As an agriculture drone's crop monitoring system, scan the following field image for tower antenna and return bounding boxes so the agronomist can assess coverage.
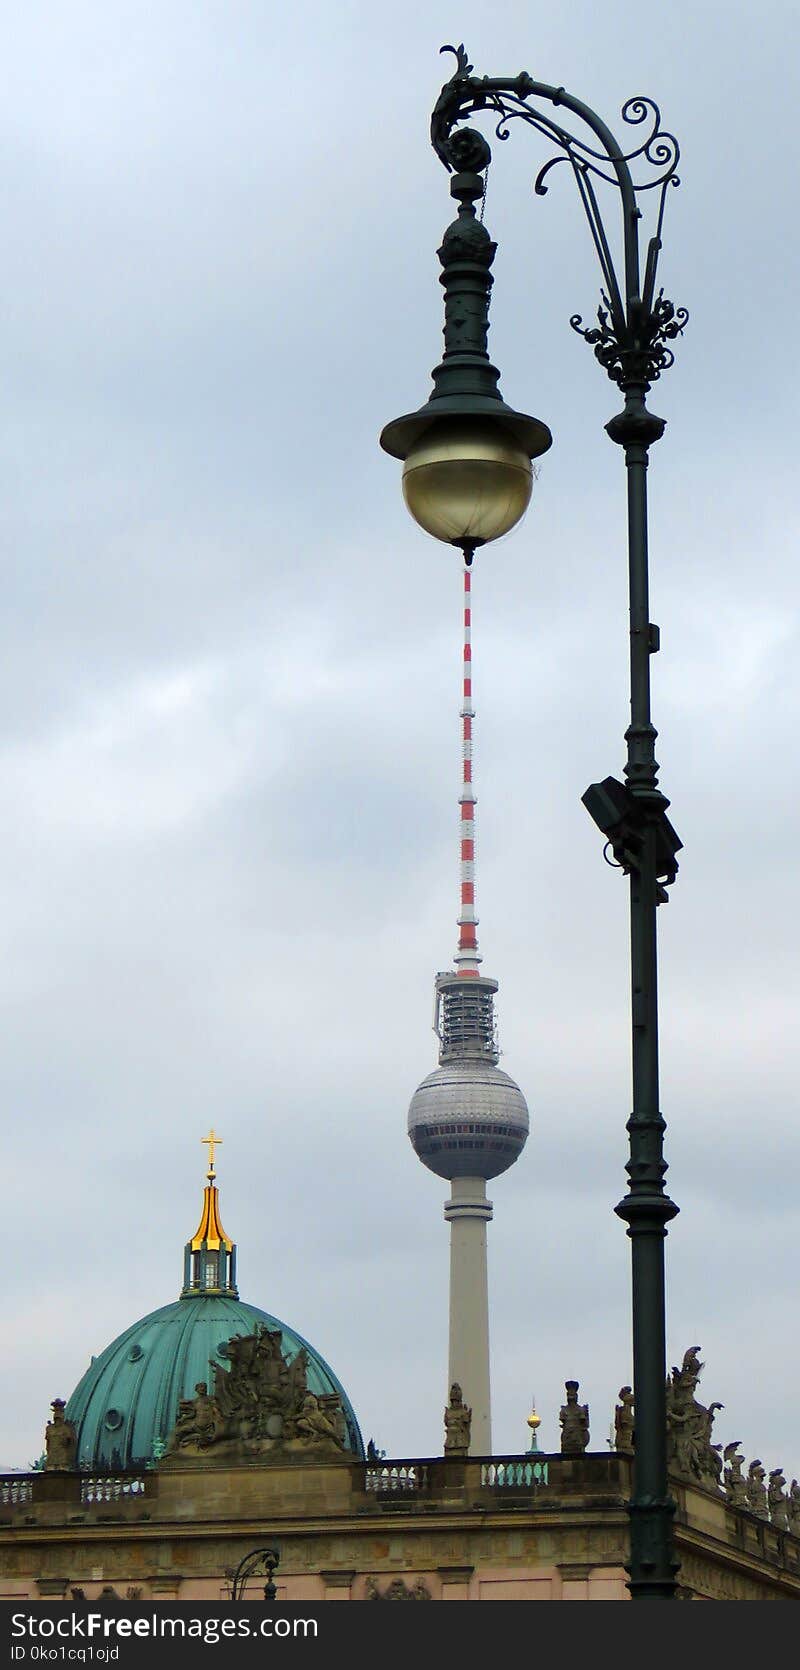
[455,558,481,976]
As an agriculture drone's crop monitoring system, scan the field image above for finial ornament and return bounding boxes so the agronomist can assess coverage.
[201,1128,222,1177]
[527,1393,541,1453]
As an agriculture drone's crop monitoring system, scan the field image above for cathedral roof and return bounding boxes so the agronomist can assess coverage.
[65,1139,364,1468]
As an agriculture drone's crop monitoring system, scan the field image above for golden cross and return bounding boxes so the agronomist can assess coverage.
[202,1128,222,1176]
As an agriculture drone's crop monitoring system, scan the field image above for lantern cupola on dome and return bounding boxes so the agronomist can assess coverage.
[181,1128,237,1297]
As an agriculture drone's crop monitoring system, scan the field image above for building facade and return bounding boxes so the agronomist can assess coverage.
[2,1450,799,1602]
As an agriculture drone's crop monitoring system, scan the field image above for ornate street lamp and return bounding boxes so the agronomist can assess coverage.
[230,1546,280,1602]
[380,44,688,1600]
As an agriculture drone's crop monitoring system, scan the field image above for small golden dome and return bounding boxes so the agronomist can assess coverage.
[527,1408,541,1431]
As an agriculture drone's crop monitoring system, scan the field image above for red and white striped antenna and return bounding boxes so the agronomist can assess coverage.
[454,558,481,976]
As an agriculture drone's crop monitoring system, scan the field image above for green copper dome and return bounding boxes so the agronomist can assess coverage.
[66,1294,364,1468]
[65,1148,364,1467]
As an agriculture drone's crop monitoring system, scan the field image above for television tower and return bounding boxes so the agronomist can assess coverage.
[408,560,529,1456]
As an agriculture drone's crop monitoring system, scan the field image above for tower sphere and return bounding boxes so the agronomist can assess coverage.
[408,1058,529,1181]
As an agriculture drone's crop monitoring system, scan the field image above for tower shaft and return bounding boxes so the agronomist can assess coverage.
[408,560,530,1463]
[445,1177,493,1454]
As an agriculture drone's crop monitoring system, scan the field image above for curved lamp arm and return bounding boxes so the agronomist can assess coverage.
[430,44,687,389]
[230,1546,280,1603]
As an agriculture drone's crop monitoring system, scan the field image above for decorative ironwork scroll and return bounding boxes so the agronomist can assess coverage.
[430,44,687,390]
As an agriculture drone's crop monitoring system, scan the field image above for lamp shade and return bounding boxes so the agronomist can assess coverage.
[401,418,533,546]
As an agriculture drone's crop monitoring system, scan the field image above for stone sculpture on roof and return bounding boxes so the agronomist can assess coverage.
[659,1350,798,1533]
[723,1442,748,1508]
[44,1400,77,1472]
[614,1386,635,1455]
[665,1346,723,1489]
[768,1469,789,1531]
[559,1381,590,1455]
[165,1322,346,1460]
[443,1383,471,1456]
[745,1459,769,1519]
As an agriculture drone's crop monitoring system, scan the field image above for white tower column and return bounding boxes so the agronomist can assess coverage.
[444,1176,493,1455]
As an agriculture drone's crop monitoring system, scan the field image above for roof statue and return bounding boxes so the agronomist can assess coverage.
[768,1469,790,1531]
[601,1351,800,1531]
[43,1400,77,1472]
[614,1386,635,1456]
[665,1346,723,1489]
[443,1383,471,1456]
[723,1442,748,1508]
[745,1460,769,1519]
[559,1381,590,1455]
[165,1322,347,1460]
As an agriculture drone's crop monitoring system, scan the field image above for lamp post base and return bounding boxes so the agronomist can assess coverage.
[626,1499,681,1599]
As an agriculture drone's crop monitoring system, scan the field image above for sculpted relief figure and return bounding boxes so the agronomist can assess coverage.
[295,1393,342,1448]
[788,1480,800,1537]
[614,1386,634,1455]
[44,1399,77,1471]
[560,1381,590,1455]
[172,1382,224,1451]
[214,1326,292,1442]
[443,1383,471,1456]
[166,1324,346,1459]
[366,1577,431,1601]
[214,1326,290,1437]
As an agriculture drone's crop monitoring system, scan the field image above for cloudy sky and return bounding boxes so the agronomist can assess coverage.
[3,0,799,1482]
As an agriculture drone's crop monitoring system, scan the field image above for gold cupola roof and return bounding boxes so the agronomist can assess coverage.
[190,1129,233,1252]
[181,1130,238,1298]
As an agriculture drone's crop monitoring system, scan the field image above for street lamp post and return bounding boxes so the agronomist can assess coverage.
[380,44,687,1600]
[230,1546,280,1602]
